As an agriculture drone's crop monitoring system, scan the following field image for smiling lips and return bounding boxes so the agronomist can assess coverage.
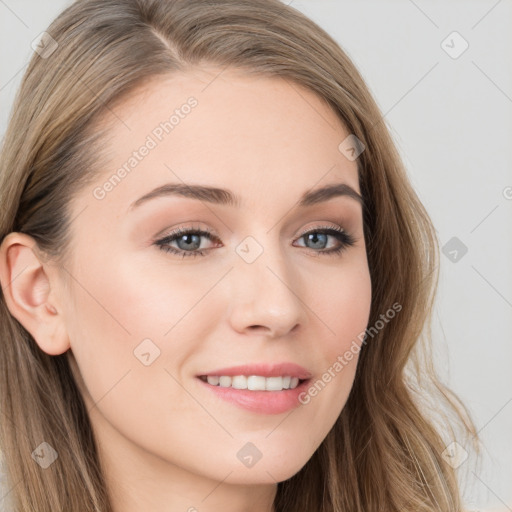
[199,374,302,391]
[197,362,311,390]
[196,362,313,414]
[197,362,312,380]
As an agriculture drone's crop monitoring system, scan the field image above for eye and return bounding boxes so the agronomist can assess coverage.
[154,224,356,258]
[154,226,220,258]
[293,225,356,256]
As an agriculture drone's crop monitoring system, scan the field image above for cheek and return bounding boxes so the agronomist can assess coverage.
[63,249,226,404]
[63,250,209,454]
[299,262,371,417]
[310,260,372,354]
[96,251,226,337]
[68,248,207,344]
[62,251,169,406]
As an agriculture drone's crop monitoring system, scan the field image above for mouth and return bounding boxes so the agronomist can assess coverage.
[197,374,310,391]
[195,374,312,414]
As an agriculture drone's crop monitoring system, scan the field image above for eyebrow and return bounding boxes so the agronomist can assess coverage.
[128,181,364,211]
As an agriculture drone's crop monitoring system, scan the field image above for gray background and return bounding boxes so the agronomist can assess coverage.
[1,1,511,510]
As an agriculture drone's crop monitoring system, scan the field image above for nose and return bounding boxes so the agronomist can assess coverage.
[227,242,307,338]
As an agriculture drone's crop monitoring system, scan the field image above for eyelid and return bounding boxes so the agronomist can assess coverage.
[154,225,220,246]
[155,221,348,243]
[296,223,346,237]
[153,221,357,259]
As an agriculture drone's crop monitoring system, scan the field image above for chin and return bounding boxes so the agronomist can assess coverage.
[218,458,309,485]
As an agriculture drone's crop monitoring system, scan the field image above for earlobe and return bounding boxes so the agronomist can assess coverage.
[0,232,70,356]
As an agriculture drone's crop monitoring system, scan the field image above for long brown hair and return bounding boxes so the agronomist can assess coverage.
[0,0,480,510]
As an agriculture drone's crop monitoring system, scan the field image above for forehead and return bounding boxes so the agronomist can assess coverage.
[75,68,360,218]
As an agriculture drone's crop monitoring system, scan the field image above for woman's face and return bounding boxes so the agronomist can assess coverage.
[57,68,371,504]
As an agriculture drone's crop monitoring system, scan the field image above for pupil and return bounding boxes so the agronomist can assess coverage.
[175,233,329,252]
[178,234,200,250]
[307,233,327,249]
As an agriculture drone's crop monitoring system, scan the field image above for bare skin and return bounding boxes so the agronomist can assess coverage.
[0,67,371,512]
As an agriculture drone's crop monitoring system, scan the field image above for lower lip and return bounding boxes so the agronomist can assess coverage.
[196,377,311,414]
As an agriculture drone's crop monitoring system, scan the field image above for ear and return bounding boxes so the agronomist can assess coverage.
[0,232,70,355]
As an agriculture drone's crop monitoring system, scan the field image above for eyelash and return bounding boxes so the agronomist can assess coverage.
[154,224,356,259]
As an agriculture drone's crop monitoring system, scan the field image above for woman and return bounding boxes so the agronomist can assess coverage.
[0,0,480,510]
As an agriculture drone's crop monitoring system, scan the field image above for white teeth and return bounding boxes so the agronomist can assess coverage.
[265,376,284,391]
[206,375,220,386]
[202,375,302,391]
[232,375,247,389]
[219,376,231,388]
[248,375,266,390]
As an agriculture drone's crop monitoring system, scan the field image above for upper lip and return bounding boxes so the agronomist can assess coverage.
[197,363,312,380]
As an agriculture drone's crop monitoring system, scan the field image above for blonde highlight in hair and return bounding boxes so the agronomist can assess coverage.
[0,0,480,510]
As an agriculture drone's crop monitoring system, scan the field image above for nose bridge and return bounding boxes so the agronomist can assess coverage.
[227,230,305,336]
